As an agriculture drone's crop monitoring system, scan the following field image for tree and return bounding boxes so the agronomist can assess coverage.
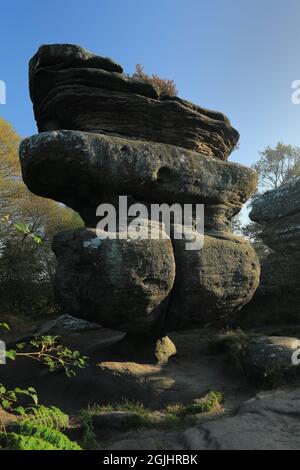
[131,64,177,96]
[253,142,300,191]
[242,142,300,259]
[0,118,83,314]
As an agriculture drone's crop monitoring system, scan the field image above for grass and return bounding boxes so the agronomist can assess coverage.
[208,327,250,370]
[87,400,150,417]
[82,392,224,435]
[209,327,248,353]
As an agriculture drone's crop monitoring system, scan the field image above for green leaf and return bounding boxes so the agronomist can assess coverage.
[1,399,11,410]
[0,323,10,332]
[6,350,17,360]
[14,406,26,415]
[31,394,38,406]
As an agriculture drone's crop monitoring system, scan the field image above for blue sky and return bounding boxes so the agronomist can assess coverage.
[0,0,300,168]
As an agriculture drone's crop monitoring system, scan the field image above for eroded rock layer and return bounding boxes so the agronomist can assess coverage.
[19,44,260,345]
[29,44,239,160]
[241,178,300,326]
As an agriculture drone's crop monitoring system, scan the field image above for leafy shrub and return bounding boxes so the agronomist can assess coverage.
[130,64,177,96]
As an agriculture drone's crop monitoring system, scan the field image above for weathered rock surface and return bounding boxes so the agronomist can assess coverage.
[29,44,239,160]
[167,232,259,330]
[250,178,300,252]
[182,389,300,450]
[52,226,259,333]
[241,336,300,379]
[18,44,260,359]
[243,178,300,326]
[250,178,300,224]
[19,130,257,228]
[37,314,101,335]
[52,227,176,333]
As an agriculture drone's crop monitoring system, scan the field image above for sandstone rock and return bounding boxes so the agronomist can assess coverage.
[154,336,177,364]
[244,178,300,327]
[37,314,101,335]
[250,178,300,224]
[19,130,257,227]
[241,336,300,379]
[52,227,176,333]
[182,389,300,450]
[166,232,260,330]
[52,226,259,334]
[18,44,260,362]
[29,44,239,159]
[257,211,300,252]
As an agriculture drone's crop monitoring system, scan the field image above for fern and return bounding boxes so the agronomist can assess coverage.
[1,425,81,450]
[18,424,81,450]
[19,405,69,430]
[1,432,59,450]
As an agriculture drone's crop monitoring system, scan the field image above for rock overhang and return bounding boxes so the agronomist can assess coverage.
[29,43,239,160]
[19,130,257,224]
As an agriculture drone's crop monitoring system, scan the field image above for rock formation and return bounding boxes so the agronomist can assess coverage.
[19,44,260,363]
[244,178,300,325]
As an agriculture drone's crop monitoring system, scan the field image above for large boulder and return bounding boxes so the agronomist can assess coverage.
[166,232,259,330]
[52,227,176,333]
[29,44,239,160]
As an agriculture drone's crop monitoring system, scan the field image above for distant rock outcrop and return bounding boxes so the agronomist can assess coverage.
[245,178,300,325]
[19,44,260,362]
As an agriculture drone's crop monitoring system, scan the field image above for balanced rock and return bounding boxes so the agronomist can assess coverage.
[19,44,260,362]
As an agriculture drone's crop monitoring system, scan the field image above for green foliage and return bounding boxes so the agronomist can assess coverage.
[240,142,300,258]
[1,432,59,450]
[0,119,83,316]
[164,403,185,417]
[80,410,98,450]
[6,334,89,377]
[19,405,69,430]
[185,391,224,414]
[1,424,81,450]
[13,221,43,244]
[253,142,300,191]
[0,384,38,413]
[0,400,81,450]
[0,322,10,332]
[165,391,223,418]
[83,394,224,437]
[88,400,150,417]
